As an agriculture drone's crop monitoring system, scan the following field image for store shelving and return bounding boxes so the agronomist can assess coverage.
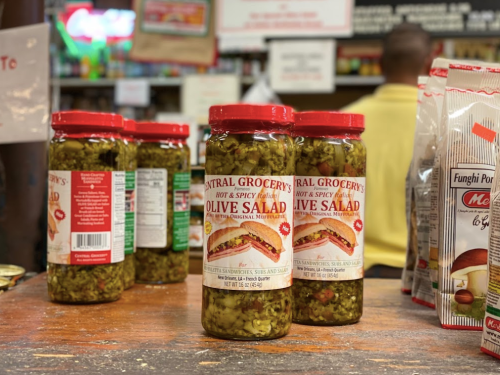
[51,75,383,88]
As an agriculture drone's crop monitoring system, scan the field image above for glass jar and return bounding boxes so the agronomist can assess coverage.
[190,169,205,212]
[135,122,191,284]
[202,104,295,340]
[292,111,366,325]
[47,111,125,303]
[122,119,137,290]
[189,211,204,252]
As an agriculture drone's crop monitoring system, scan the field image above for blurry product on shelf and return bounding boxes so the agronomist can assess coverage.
[336,44,382,76]
[198,125,210,166]
[80,55,91,79]
[190,169,204,212]
[189,211,203,252]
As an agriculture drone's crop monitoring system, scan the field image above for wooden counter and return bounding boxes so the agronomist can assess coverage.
[0,275,498,374]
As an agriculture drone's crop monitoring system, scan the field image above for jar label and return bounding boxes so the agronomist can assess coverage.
[203,175,294,291]
[189,224,203,248]
[47,170,125,265]
[293,176,365,281]
[190,183,205,206]
[173,172,190,251]
[125,170,136,255]
[136,168,167,248]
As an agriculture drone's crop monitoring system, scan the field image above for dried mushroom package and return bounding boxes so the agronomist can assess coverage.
[482,135,500,358]
[402,76,428,294]
[410,59,452,308]
[437,65,500,330]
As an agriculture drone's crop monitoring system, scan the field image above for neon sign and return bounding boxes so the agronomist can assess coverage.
[59,5,136,43]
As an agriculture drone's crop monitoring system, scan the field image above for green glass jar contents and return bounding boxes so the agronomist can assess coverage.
[47,111,125,304]
[292,111,366,325]
[135,122,191,284]
[122,119,137,290]
[202,104,295,340]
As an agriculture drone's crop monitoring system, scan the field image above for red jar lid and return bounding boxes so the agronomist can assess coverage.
[122,119,136,137]
[209,104,294,124]
[136,122,190,139]
[52,111,123,131]
[293,111,364,135]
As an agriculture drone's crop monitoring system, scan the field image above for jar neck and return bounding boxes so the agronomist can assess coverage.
[53,130,121,140]
[293,127,363,140]
[211,119,292,135]
[137,137,187,144]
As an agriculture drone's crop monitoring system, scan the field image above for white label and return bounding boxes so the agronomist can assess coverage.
[203,175,294,291]
[0,24,49,144]
[115,79,151,107]
[452,165,493,260]
[482,193,500,356]
[293,176,365,281]
[198,142,206,164]
[269,39,335,94]
[181,74,240,125]
[47,170,125,265]
[136,168,168,248]
[216,0,354,38]
[189,225,203,248]
[190,184,205,206]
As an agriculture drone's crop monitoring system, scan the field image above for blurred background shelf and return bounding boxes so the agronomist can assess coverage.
[51,75,384,88]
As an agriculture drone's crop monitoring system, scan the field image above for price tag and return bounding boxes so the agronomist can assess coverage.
[115,79,150,107]
[269,39,335,93]
[0,24,49,144]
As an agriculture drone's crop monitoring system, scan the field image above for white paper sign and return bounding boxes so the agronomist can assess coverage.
[270,39,335,93]
[115,79,150,107]
[217,0,353,38]
[181,74,240,124]
[156,112,198,166]
[0,24,49,144]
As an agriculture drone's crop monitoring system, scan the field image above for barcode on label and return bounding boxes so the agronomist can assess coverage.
[72,232,111,251]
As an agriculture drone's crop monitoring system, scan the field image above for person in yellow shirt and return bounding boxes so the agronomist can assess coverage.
[343,23,433,277]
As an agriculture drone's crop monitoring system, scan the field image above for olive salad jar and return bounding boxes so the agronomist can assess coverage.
[292,111,366,325]
[47,111,126,303]
[134,122,191,284]
[202,104,295,340]
[122,119,137,289]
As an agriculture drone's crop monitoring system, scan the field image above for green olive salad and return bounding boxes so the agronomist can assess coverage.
[135,141,190,284]
[293,136,365,325]
[48,135,125,303]
[202,131,295,340]
[123,136,138,290]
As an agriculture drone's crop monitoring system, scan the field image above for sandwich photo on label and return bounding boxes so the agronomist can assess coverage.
[293,223,329,252]
[319,218,357,256]
[207,227,251,262]
[240,221,283,263]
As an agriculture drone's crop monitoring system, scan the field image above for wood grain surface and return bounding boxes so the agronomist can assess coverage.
[0,274,499,374]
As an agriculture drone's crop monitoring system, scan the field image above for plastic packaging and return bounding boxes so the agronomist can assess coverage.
[134,122,191,284]
[292,111,365,326]
[436,64,500,329]
[402,76,428,294]
[202,104,295,340]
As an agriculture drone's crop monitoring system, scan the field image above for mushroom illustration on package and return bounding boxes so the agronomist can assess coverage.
[450,249,488,320]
